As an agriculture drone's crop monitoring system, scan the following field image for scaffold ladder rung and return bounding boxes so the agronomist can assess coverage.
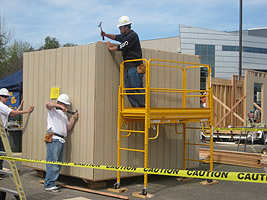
[0,120,27,200]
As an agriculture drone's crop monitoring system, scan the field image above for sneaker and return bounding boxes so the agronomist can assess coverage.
[45,186,61,192]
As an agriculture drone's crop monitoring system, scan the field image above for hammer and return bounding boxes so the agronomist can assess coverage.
[56,107,78,115]
[98,22,105,40]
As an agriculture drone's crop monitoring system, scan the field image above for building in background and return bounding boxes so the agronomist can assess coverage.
[141,24,267,89]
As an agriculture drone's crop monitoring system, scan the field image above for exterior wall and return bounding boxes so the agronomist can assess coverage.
[141,37,181,53]
[23,43,201,181]
[23,44,97,179]
[179,24,267,80]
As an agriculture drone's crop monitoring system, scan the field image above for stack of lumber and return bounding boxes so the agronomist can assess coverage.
[260,154,267,167]
[199,148,262,168]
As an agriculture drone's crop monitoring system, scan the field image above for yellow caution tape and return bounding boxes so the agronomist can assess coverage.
[1,156,267,184]
[214,127,267,131]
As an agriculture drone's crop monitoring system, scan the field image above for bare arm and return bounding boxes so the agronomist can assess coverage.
[9,105,34,117]
[45,102,67,112]
[106,41,118,51]
[67,112,79,132]
[101,31,116,40]
[16,100,24,110]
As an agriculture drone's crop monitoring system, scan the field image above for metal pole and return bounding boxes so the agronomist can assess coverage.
[239,0,243,78]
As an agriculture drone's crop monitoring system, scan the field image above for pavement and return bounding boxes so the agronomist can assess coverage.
[1,142,267,200]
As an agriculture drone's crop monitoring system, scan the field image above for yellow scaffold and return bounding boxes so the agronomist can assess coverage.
[114,58,214,195]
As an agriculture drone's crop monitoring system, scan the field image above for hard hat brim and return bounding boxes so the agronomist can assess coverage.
[117,22,132,27]
[0,93,9,96]
[57,100,71,106]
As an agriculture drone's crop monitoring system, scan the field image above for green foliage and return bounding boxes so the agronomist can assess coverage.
[63,43,77,47]
[0,40,33,78]
[39,36,60,50]
[0,15,14,78]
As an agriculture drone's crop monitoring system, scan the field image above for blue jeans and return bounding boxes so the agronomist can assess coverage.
[124,67,145,107]
[44,139,64,188]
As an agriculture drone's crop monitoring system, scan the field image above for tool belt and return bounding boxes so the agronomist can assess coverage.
[53,133,64,138]
[44,132,64,143]
[137,63,146,74]
[44,132,54,143]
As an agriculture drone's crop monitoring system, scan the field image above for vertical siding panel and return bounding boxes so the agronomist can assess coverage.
[87,44,96,179]
[42,50,50,172]
[176,53,184,168]
[22,53,29,162]
[32,51,39,168]
[61,48,69,92]
[66,46,77,175]
[26,51,34,167]
[182,54,190,168]
[153,51,162,169]
[94,43,105,179]
[170,53,178,168]
[38,51,45,170]
[192,56,200,166]
[72,46,82,176]
[143,49,156,168]
[79,44,90,178]
[55,48,63,87]
[32,51,39,166]
[104,44,114,179]
[67,47,75,97]
[50,49,57,85]
[162,52,175,168]
[111,46,120,177]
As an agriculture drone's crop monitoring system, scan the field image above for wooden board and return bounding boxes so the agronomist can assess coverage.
[199,148,262,168]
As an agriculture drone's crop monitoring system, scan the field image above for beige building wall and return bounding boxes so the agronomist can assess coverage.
[22,42,200,181]
[141,37,181,53]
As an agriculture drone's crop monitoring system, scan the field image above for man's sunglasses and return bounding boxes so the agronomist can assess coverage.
[0,96,9,98]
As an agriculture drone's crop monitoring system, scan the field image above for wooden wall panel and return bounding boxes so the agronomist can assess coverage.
[246,71,267,125]
[213,76,246,128]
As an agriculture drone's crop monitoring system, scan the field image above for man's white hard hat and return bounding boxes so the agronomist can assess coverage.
[0,88,10,96]
[117,16,132,27]
[57,94,71,105]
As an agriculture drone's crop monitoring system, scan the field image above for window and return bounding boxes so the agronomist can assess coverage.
[195,44,215,89]
[222,45,267,54]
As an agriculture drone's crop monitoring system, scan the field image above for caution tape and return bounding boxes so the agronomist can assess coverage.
[214,127,267,131]
[1,156,267,184]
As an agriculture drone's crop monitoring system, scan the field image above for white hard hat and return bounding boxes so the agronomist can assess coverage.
[57,94,71,105]
[117,16,132,27]
[0,88,10,96]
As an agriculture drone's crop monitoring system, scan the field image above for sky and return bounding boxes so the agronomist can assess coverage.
[1,0,267,48]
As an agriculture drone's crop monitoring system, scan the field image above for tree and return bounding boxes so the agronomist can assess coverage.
[0,15,13,63]
[63,43,77,47]
[0,40,33,78]
[39,36,60,50]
